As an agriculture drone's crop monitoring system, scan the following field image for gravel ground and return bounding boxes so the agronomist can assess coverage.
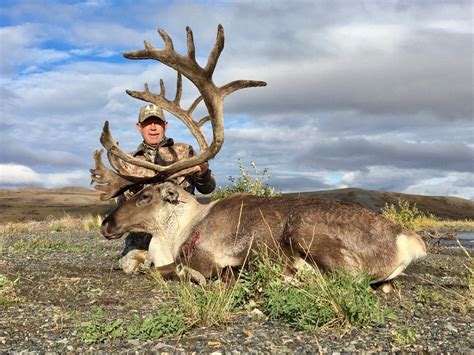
[1,230,472,353]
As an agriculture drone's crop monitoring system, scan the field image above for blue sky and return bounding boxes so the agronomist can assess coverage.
[0,0,473,199]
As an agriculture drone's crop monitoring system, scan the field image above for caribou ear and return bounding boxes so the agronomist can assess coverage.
[160,184,180,204]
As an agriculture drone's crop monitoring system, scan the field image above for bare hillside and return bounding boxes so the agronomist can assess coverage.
[286,188,474,220]
[1,187,472,223]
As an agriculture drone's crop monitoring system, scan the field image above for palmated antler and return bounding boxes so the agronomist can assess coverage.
[91,25,266,199]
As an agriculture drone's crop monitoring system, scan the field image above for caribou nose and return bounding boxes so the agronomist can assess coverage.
[100,221,122,239]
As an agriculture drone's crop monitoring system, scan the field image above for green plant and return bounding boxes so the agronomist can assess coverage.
[150,249,391,333]
[212,160,278,200]
[392,326,417,346]
[127,306,186,340]
[79,308,124,343]
[382,199,436,230]
[0,274,24,307]
[79,306,185,343]
[247,258,388,330]
[177,279,244,327]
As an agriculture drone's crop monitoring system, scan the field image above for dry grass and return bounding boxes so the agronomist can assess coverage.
[382,199,474,232]
[0,214,104,235]
[415,218,474,232]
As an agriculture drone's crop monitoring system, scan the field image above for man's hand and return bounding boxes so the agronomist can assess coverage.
[195,162,209,177]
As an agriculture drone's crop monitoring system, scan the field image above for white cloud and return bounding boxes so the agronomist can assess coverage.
[0,164,42,186]
[0,164,90,188]
[0,24,70,77]
[403,173,474,200]
[326,23,408,53]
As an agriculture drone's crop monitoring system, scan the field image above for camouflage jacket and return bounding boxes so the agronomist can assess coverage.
[120,137,216,201]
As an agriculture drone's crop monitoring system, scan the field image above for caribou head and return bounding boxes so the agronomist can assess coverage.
[100,182,203,240]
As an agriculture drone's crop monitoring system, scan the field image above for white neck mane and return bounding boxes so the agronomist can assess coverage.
[147,197,214,267]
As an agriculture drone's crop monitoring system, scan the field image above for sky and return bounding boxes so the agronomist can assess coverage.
[0,0,473,199]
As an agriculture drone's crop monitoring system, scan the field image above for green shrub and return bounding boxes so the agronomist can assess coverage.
[382,199,437,230]
[240,258,387,330]
[212,160,278,200]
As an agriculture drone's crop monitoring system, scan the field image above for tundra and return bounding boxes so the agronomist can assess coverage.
[91,25,426,283]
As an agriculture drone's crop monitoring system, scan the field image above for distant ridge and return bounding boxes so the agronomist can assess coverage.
[286,188,474,220]
[0,186,472,222]
[6,186,99,195]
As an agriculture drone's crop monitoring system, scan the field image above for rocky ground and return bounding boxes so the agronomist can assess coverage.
[1,229,472,353]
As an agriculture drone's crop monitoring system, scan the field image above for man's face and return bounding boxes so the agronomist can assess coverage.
[136,117,167,147]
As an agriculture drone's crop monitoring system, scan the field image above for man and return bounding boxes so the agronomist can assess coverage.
[120,103,216,258]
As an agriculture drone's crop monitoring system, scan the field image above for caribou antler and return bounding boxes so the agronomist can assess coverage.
[91,25,266,199]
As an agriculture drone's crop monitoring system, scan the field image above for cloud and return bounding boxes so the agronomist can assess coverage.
[0,24,70,77]
[0,164,90,188]
[0,138,83,169]
[0,1,472,200]
[343,167,474,200]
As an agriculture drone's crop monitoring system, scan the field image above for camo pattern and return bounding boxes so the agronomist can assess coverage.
[120,137,216,201]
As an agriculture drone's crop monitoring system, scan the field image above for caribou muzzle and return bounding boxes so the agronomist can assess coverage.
[100,220,124,240]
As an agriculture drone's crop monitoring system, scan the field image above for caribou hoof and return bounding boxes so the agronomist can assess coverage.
[177,265,207,286]
[119,249,149,274]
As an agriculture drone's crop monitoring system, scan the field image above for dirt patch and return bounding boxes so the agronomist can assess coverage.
[0,229,472,352]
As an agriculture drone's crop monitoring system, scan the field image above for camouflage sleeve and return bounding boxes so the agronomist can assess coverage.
[193,168,216,194]
[187,145,216,194]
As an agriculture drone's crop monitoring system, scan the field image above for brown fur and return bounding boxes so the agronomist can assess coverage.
[102,183,426,282]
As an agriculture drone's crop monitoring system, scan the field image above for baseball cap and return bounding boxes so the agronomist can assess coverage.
[138,104,166,123]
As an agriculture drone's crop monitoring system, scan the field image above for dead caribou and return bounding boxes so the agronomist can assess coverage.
[91,25,426,283]
[101,182,426,284]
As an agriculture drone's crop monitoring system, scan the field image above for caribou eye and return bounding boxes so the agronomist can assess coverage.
[137,192,153,205]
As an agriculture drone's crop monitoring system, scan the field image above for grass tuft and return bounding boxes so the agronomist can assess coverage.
[238,257,390,330]
[0,274,25,307]
[150,253,391,333]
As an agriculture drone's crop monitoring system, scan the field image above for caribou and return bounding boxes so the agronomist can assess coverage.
[91,25,426,283]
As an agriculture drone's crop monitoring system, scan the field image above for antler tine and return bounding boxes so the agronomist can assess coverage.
[90,149,145,200]
[197,116,210,128]
[174,72,182,104]
[204,24,224,78]
[160,79,166,97]
[157,28,174,50]
[220,80,267,98]
[187,95,203,114]
[186,26,195,60]
[100,121,166,172]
